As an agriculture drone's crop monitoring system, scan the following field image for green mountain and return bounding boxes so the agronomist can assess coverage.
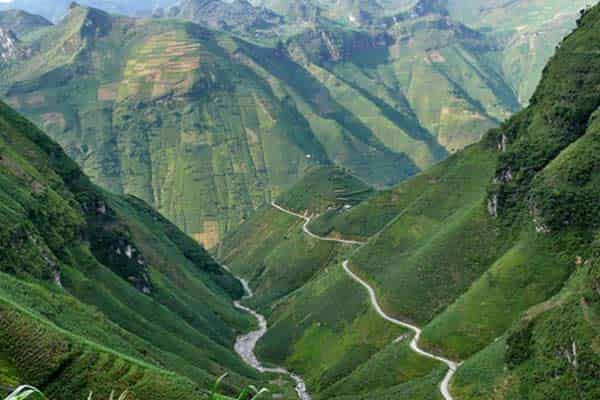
[0,3,436,247]
[0,10,51,37]
[0,1,599,399]
[221,4,600,398]
[445,0,591,104]
[0,98,271,398]
[166,0,283,37]
[0,0,590,249]
[0,0,177,22]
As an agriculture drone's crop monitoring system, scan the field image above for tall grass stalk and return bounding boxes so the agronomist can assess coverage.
[210,374,269,400]
[4,386,46,400]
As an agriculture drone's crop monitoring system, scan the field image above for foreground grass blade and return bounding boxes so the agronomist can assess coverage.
[210,373,229,400]
[4,386,46,400]
[248,388,269,400]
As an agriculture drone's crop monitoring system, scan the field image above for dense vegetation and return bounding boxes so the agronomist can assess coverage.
[0,99,285,398]
[0,0,587,247]
[1,1,599,399]
[222,4,600,399]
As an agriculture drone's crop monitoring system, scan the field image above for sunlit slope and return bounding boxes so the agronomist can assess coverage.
[219,167,440,396]
[285,7,519,155]
[0,5,439,245]
[222,5,600,398]
[0,6,329,247]
[0,99,264,397]
[447,0,591,104]
[219,166,372,306]
[346,5,600,398]
[0,0,588,247]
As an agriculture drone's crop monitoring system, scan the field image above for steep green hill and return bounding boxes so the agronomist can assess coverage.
[0,99,271,398]
[0,10,51,37]
[446,0,591,104]
[166,0,283,37]
[0,0,586,247]
[222,4,600,398]
[0,4,436,247]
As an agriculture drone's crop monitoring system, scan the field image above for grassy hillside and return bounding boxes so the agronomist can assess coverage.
[446,0,591,104]
[0,0,585,248]
[0,10,51,37]
[0,4,442,247]
[223,4,600,399]
[0,99,280,398]
[219,166,371,306]
[220,167,446,396]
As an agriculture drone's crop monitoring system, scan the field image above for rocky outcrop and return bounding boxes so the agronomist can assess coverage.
[0,28,24,61]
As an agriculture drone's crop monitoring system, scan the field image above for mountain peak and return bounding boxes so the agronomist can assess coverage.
[61,2,112,39]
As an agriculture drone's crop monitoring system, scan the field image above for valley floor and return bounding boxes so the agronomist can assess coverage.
[233,277,311,399]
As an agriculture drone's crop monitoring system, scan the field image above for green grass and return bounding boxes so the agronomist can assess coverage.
[0,374,270,400]
[421,228,574,359]
[0,353,19,391]
[219,6,600,398]
[276,166,374,213]
[2,2,600,400]
[220,166,372,308]
[0,98,266,397]
[450,337,508,399]
[0,0,580,246]
[347,144,500,325]
[308,144,496,240]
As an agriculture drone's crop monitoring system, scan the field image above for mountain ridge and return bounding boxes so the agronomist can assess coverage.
[0,1,593,250]
[0,97,276,398]
[221,5,600,398]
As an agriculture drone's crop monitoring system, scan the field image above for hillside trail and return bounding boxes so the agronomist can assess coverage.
[272,201,459,400]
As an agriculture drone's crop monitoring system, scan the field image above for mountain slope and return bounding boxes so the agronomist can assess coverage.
[0,10,51,37]
[167,0,283,36]
[0,1,589,249]
[223,5,600,398]
[0,4,442,246]
[446,0,591,104]
[0,99,265,398]
[0,5,331,248]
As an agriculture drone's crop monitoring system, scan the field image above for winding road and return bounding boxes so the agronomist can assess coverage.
[272,201,459,400]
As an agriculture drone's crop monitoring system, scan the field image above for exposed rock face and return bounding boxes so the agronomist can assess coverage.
[110,238,153,295]
[488,194,498,218]
[0,28,22,61]
[498,134,508,152]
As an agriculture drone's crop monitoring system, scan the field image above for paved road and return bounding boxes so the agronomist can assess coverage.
[271,202,366,245]
[272,202,458,400]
